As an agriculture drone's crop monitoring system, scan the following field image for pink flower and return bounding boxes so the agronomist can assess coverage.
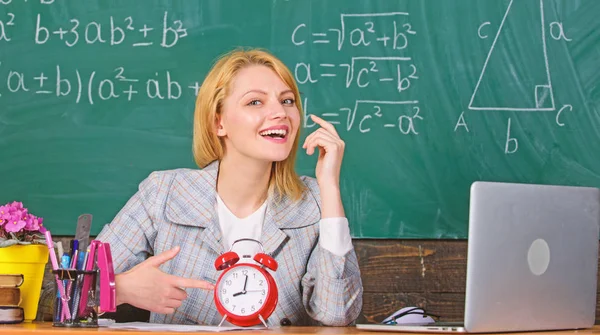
[7,203,27,217]
[0,205,8,227]
[10,201,23,210]
[0,205,10,222]
[0,201,45,238]
[23,214,44,231]
[4,217,26,233]
[24,214,39,231]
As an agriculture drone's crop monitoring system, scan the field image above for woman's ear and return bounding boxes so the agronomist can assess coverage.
[215,114,227,137]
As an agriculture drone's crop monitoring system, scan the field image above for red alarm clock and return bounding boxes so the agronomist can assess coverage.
[214,238,278,327]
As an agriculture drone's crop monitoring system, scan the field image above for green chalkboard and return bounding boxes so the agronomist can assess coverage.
[1,0,599,238]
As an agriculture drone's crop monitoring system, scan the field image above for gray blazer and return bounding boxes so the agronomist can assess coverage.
[97,161,363,326]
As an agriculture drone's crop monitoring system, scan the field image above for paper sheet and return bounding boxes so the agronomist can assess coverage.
[105,321,270,332]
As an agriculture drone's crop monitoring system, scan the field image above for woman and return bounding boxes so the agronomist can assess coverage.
[97,48,363,326]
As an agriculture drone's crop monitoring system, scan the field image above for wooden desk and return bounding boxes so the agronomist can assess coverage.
[1,323,599,335]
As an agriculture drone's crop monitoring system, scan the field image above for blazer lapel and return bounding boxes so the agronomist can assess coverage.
[165,161,224,255]
[262,204,289,256]
[199,218,224,255]
[261,188,321,256]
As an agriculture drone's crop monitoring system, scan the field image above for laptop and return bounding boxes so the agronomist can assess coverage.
[357,181,600,333]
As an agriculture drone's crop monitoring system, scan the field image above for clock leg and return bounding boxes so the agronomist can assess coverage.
[218,314,228,327]
[258,314,269,328]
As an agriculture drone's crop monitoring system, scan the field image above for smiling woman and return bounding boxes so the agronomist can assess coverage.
[52,48,364,326]
[212,64,302,186]
[192,50,306,207]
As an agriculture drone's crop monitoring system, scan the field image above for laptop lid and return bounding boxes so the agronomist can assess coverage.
[465,181,599,333]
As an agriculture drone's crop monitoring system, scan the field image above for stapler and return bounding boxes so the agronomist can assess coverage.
[78,240,116,317]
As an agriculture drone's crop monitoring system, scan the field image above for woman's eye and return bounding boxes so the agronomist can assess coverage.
[282,98,295,105]
[248,99,262,106]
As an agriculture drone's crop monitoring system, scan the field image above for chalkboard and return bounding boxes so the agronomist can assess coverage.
[1,0,599,238]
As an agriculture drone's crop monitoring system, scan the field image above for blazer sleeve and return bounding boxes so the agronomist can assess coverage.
[96,171,164,273]
[299,178,364,326]
[301,240,363,326]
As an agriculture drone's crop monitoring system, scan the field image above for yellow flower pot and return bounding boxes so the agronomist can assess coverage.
[0,244,49,322]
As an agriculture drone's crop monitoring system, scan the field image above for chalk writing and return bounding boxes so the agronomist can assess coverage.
[1,65,197,104]
[34,12,187,48]
[292,11,423,135]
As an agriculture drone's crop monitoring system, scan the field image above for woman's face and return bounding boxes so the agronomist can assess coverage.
[218,65,300,163]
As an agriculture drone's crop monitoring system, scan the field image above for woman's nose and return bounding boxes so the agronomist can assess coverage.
[267,101,287,119]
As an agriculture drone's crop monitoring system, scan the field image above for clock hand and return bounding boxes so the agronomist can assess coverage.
[232,275,250,297]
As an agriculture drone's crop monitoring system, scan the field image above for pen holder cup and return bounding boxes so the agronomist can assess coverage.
[52,269,99,327]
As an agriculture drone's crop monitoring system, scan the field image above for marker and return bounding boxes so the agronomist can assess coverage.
[44,230,71,320]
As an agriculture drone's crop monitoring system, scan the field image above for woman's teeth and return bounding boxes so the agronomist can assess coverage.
[259,129,287,138]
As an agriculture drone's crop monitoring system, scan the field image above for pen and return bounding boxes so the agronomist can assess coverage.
[66,249,79,316]
[77,251,86,270]
[70,250,79,269]
[61,255,70,270]
[59,254,71,321]
[72,240,79,257]
[56,241,64,260]
[44,230,72,321]
[71,251,88,315]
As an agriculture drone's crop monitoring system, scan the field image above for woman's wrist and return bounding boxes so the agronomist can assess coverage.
[115,273,128,306]
[319,184,345,218]
[318,181,340,195]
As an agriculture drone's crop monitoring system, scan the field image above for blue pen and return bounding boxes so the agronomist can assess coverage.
[77,251,86,270]
[61,255,70,270]
[71,240,79,257]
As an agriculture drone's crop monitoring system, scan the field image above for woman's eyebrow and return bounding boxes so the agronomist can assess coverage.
[240,89,293,98]
[241,89,268,97]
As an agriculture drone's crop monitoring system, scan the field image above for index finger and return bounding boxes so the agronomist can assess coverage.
[310,114,340,137]
[169,275,215,290]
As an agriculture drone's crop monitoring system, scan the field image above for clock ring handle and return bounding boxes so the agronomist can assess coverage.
[229,238,265,253]
[230,238,278,271]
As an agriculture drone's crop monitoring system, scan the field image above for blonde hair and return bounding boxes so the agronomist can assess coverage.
[193,48,305,202]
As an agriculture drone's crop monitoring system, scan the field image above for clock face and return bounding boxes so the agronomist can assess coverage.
[217,265,270,316]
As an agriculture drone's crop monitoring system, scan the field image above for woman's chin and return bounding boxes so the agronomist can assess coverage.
[259,150,292,163]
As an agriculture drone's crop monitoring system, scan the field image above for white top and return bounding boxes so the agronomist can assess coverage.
[216,194,353,261]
